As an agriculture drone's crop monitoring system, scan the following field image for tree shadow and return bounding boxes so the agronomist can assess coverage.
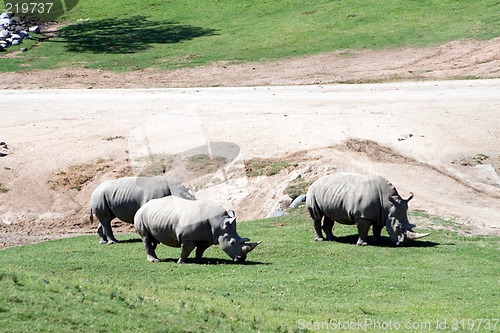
[57,16,218,54]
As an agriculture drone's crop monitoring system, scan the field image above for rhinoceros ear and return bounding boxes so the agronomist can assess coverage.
[224,216,236,227]
[388,195,404,207]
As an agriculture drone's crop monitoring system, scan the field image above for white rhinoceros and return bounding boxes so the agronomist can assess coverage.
[90,176,196,244]
[134,196,260,263]
[306,172,429,246]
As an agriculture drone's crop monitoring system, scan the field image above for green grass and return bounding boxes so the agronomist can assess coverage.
[245,158,298,177]
[1,0,499,72]
[1,207,499,332]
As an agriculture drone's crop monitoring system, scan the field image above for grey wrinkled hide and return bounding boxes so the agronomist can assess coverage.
[90,176,196,244]
[306,172,427,246]
[134,196,260,263]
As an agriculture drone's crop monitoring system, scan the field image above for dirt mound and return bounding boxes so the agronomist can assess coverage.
[2,136,500,249]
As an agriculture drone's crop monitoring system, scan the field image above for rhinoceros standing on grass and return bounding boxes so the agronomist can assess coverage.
[90,176,196,244]
[134,196,261,263]
[306,172,429,246]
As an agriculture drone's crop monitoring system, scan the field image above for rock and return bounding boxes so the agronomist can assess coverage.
[289,194,307,208]
[0,142,9,157]
[0,16,35,50]
[269,209,288,218]
[21,47,27,52]
[29,26,40,34]
[0,13,37,49]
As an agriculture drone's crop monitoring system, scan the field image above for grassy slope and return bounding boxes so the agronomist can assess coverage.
[1,208,498,332]
[1,0,499,72]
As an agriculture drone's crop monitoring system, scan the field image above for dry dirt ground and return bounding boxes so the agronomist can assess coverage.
[1,38,500,248]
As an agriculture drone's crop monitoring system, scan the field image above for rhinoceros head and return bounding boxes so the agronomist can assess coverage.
[217,210,261,262]
[386,193,430,246]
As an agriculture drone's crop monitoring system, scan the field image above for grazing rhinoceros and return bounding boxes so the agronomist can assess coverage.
[90,176,196,244]
[134,196,261,263]
[306,172,430,246]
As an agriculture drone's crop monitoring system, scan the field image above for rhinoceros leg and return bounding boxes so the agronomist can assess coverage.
[178,242,196,264]
[141,233,160,263]
[101,222,119,245]
[308,206,325,241]
[195,243,211,263]
[355,218,371,246]
[322,216,336,241]
[372,224,383,244]
[93,209,118,244]
[96,224,108,244]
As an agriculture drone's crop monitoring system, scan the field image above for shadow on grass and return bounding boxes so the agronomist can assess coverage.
[156,257,268,265]
[117,237,143,244]
[115,237,267,265]
[328,234,439,248]
[57,16,218,54]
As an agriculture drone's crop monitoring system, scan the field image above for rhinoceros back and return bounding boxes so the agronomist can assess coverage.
[90,176,193,224]
[134,196,227,247]
[306,173,397,225]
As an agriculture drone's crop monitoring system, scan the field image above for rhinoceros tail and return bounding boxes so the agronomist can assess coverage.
[89,209,94,224]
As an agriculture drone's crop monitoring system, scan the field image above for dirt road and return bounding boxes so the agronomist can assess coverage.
[1,79,500,247]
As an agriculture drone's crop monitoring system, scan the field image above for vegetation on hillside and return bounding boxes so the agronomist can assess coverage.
[1,0,498,72]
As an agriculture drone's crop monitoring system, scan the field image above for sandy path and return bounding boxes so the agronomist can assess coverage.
[1,79,500,247]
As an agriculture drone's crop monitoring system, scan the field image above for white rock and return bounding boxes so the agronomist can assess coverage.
[29,26,40,34]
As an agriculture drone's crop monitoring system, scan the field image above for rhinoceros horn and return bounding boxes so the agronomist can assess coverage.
[242,241,262,254]
[405,229,430,240]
